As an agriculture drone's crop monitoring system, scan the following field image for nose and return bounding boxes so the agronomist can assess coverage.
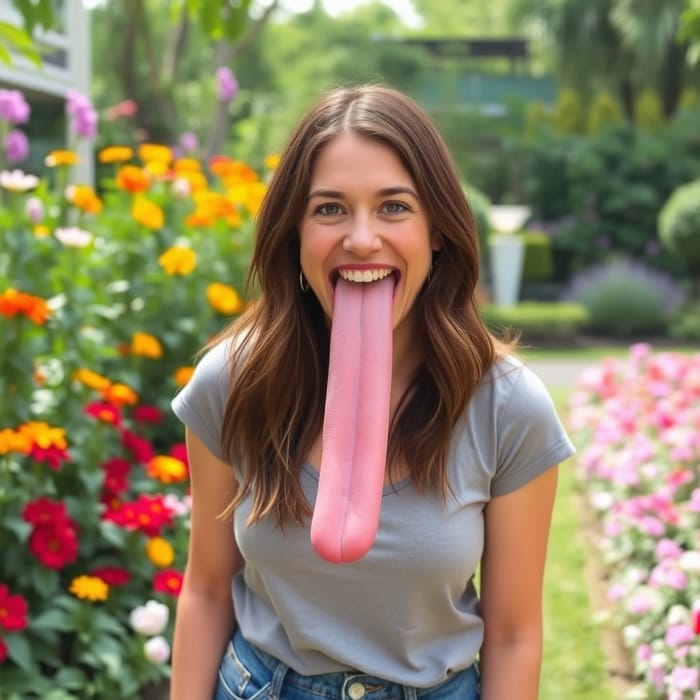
[343,216,381,256]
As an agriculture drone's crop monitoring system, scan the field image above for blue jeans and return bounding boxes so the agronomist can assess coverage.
[214,629,481,700]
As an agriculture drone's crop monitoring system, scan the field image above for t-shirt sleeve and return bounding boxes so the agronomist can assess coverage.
[170,341,231,461]
[491,363,575,497]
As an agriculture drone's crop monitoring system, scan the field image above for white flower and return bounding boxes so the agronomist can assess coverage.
[54,226,93,248]
[0,169,39,192]
[678,550,700,573]
[589,491,614,511]
[129,600,170,635]
[623,624,642,646]
[172,177,191,199]
[143,635,171,664]
[667,605,691,626]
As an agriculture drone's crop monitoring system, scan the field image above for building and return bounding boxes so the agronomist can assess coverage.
[0,0,92,182]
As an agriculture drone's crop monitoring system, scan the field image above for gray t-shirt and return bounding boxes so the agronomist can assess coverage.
[171,340,575,687]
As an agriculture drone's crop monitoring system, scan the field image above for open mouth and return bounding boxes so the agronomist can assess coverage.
[331,267,399,287]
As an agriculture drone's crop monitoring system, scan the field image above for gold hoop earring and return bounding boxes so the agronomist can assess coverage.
[299,270,309,293]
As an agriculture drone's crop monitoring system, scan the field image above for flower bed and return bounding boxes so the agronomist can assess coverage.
[568,344,700,699]
[0,88,268,697]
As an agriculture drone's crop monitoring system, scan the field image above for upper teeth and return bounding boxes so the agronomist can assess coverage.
[339,268,393,283]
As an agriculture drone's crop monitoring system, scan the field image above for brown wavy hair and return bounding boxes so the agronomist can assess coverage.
[212,84,515,525]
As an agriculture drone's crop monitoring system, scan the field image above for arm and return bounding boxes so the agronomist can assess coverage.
[478,465,558,700]
[170,428,243,700]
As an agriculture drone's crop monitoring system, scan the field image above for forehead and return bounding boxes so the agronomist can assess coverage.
[309,133,414,187]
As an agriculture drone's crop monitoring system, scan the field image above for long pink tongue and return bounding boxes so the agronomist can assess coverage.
[310,275,393,563]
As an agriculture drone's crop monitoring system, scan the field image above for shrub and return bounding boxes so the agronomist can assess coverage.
[562,259,685,336]
[464,183,492,252]
[552,88,584,135]
[521,230,553,282]
[587,91,624,134]
[479,301,589,342]
[634,88,664,130]
[658,179,700,288]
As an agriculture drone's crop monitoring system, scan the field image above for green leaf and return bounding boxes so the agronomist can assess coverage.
[31,607,74,632]
[92,610,126,637]
[54,666,87,690]
[5,634,33,671]
[0,20,41,66]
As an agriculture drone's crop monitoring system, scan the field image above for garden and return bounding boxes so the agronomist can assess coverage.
[1,0,700,698]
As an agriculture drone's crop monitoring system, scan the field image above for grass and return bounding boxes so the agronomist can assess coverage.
[539,386,617,699]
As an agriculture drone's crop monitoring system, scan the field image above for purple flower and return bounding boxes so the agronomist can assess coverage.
[0,89,30,124]
[66,89,98,140]
[3,129,29,163]
[179,131,199,153]
[216,67,239,103]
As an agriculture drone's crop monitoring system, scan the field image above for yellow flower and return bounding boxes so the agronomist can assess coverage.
[264,153,280,170]
[69,575,109,602]
[245,181,267,216]
[158,246,196,275]
[179,170,208,192]
[73,368,112,391]
[138,143,173,165]
[144,160,169,177]
[174,366,194,386]
[146,537,175,568]
[33,225,50,238]
[206,283,243,315]
[174,158,201,173]
[45,150,80,167]
[131,331,163,359]
[98,146,134,163]
[66,185,103,214]
[132,198,164,230]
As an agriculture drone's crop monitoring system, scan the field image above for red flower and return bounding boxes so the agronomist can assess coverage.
[153,569,183,596]
[102,494,173,536]
[121,429,154,463]
[132,405,163,424]
[101,457,131,494]
[91,566,131,586]
[0,585,29,632]
[29,444,70,470]
[85,402,122,426]
[169,442,188,467]
[28,523,79,569]
[0,636,7,663]
[694,608,700,635]
[22,497,69,526]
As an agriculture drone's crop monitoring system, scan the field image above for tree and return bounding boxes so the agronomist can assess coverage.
[511,0,694,116]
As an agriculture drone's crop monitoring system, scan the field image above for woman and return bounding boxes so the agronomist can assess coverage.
[170,84,575,700]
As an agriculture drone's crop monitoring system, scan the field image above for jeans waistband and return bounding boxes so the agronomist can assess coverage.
[233,629,479,700]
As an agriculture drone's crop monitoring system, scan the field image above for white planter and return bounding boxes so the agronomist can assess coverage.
[488,234,525,307]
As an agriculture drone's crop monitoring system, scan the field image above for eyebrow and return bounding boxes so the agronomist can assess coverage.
[307,186,419,200]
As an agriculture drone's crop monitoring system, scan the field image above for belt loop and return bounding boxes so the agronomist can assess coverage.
[267,657,290,700]
[403,685,418,700]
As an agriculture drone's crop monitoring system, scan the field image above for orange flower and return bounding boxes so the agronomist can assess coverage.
[73,368,112,391]
[174,366,194,386]
[0,428,31,455]
[66,185,103,214]
[206,283,243,315]
[102,383,139,407]
[45,150,80,167]
[0,288,51,324]
[98,146,134,164]
[116,165,151,193]
[132,199,164,230]
[131,331,163,359]
[138,143,173,165]
[178,170,208,192]
[147,456,188,484]
[17,421,67,450]
[158,247,196,275]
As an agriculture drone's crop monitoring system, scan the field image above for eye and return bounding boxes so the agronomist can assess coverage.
[381,201,410,215]
[315,203,344,216]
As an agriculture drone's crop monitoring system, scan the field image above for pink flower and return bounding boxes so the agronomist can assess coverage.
[0,89,30,123]
[665,624,694,647]
[4,129,29,163]
[216,67,238,103]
